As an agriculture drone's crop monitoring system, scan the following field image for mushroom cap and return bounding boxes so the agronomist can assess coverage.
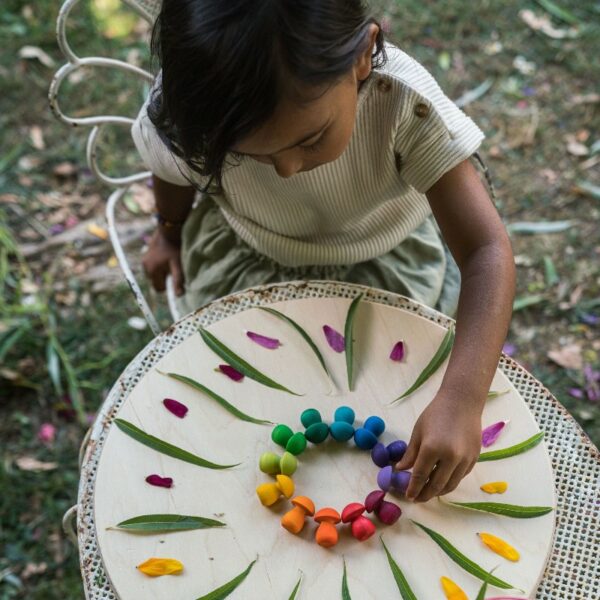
[376,500,402,525]
[256,482,281,507]
[351,515,377,541]
[386,440,407,462]
[291,496,315,516]
[354,427,378,450]
[341,502,366,523]
[300,408,322,428]
[371,442,390,468]
[364,415,385,437]
[377,465,393,491]
[329,421,355,442]
[364,489,386,513]
[314,507,341,524]
[276,474,295,498]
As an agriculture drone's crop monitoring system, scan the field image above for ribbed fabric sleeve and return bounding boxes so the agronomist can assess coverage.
[131,43,484,266]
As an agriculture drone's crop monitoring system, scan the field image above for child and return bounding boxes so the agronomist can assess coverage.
[132,0,516,504]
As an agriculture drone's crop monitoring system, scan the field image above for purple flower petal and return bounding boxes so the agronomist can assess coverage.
[145,474,173,488]
[502,342,517,357]
[163,398,188,418]
[568,387,585,399]
[323,325,345,352]
[481,420,509,448]
[389,341,405,362]
[217,364,244,381]
[245,330,280,349]
[580,313,600,326]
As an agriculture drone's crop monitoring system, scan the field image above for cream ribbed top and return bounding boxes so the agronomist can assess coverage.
[132,44,484,267]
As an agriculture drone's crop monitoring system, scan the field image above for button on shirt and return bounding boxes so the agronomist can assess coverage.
[132,44,484,267]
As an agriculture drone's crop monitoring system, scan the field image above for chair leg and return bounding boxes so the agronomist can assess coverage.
[106,187,162,335]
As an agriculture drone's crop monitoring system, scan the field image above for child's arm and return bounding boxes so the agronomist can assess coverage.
[395,158,516,502]
[142,174,196,296]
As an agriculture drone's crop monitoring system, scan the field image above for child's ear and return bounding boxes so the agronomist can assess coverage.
[354,23,380,82]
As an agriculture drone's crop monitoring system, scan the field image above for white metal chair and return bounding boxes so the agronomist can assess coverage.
[49,0,179,337]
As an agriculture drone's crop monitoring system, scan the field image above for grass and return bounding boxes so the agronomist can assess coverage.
[0,0,598,597]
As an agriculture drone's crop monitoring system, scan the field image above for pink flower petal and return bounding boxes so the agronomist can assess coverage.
[217,364,244,381]
[389,341,405,362]
[37,423,56,444]
[481,420,509,447]
[145,474,173,488]
[323,325,345,352]
[163,398,188,418]
[245,330,281,349]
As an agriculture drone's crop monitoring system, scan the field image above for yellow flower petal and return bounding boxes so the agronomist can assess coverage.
[480,481,508,494]
[440,575,469,599]
[478,532,520,561]
[137,557,184,577]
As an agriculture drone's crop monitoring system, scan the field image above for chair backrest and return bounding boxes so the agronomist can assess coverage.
[49,0,161,188]
[49,0,178,335]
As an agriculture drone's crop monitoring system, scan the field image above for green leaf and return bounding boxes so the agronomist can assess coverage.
[344,294,363,391]
[392,327,455,403]
[543,256,559,287]
[444,500,553,519]
[507,220,574,234]
[258,307,333,382]
[46,338,63,396]
[160,371,272,425]
[535,0,579,24]
[114,419,239,470]
[342,558,352,600]
[198,327,302,396]
[411,520,520,591]
[288,575,302,600]
[475,567,499,600]
[487,389,509,399]
[380,537,418,600]
[478,431,545,462]
[112,514,226,532]
[513,294,546,312]
[195,558,256,600]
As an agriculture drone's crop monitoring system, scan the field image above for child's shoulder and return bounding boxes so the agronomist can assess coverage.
[376,42,476,137]
[378,42,444,101]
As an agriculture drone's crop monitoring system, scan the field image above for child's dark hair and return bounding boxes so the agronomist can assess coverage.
[148,0,386,190]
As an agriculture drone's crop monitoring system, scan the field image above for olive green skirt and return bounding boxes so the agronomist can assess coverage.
[176,196,460,318]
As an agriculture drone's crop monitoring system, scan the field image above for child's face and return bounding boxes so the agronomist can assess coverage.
[233,25,378,179]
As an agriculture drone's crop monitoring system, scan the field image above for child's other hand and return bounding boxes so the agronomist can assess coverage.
[395,394,481,503]
[142,228,185,296]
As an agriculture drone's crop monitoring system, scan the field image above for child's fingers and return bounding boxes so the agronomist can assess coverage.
[150,265,168,293]
[416,460,463,502]
[169,257,185,296]
[395,434,419,470]
[404,449,438,501]
[439,461,471,496]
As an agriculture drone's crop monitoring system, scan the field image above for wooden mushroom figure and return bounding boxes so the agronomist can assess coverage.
[281,496,315,534]
[341,502,376,541]
[314,507,341,548]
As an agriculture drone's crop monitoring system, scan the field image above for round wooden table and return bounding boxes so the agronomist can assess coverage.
[75,281,599,600]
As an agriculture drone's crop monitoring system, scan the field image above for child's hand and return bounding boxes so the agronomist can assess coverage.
[395,394,482,503]
[142,228,185,296]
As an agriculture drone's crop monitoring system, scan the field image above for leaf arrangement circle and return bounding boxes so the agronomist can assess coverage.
[255,406,409,547]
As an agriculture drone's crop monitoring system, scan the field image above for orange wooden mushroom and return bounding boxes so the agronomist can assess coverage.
[314,507,341,548]
[281,496,315,534]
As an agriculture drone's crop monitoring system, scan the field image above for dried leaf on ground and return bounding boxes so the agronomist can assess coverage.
[18,45,55,67]
[547,344,583,370]
[519,9,579,39]
[15,456,59,471]
[29,126,45,150]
